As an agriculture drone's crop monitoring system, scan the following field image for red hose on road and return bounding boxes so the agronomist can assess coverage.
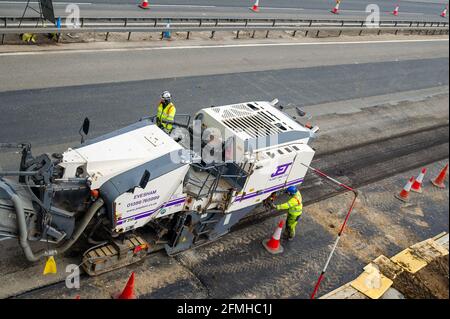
[301,164,359,299]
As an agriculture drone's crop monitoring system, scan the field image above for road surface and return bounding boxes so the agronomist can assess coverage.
[0,0,448,21]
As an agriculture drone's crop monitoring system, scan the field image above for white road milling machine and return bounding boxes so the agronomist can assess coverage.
[0,99,318,275]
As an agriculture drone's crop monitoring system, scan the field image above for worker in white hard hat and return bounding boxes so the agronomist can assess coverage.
[156,91,176,134]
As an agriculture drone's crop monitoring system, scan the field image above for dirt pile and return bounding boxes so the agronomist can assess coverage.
[387,255,449,299]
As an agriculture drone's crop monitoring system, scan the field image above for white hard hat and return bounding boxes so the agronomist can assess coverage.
[161,91,171,101]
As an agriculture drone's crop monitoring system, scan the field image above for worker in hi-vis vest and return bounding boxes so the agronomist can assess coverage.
[156,91,176,133]
[272,186,303,240]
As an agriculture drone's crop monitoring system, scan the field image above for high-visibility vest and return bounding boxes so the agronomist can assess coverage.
[157,102,176,131]
[276,191,303,216]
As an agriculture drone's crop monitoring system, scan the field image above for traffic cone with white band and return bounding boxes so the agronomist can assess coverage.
[331,0,340,14]
[441,6,448,18]
[411,168,426,193]
[262,220,284,254]
[251,0,260,12]
[431,163,448,189]
[395,177,415,202]
[139,0,150,9]
[392,4,399,16]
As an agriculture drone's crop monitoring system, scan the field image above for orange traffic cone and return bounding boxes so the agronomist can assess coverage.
[441,6,448,18]
[395,176,415,202]
[139,0,150,9]
[431,163,448,189]
[331,0,340,14]
[411,168,426,193]
[112,272,136,299]
[250,0,260,12]
[262,220,284,254]
[392,4,399,16]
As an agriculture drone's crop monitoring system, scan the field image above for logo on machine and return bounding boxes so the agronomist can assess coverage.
[271,162,293,178]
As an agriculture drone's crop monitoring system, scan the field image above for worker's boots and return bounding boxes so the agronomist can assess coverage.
[282,229,295,241]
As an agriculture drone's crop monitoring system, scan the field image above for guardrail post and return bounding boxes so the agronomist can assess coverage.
[81,17,84,27]
[186,31,190,39]
[105,32,109,41]
[154,19,158,27]
[245,19,248,27]
[265,30,270,38]
[251,30,256,38]
[199,19,202,27]
[395,29,398,35]
[128,32,131,41]
[272,19,276,26]
[215,19,219,27]
[292,30,297,37]
[1,34,4,45]
[236,30,240,39]
[316,30,320,37]
[305,30,309,37]
[210,30,215,39]
[125,18,128,27]
[377,29,381,35]
[359,29,363,36]
[338,30,342,36]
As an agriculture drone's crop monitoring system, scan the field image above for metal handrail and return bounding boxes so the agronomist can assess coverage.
[1,16,448,29]
[1,16,447,43]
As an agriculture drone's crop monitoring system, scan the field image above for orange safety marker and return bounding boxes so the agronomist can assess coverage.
[262,220,284,254]
[139,0,150,9]
[112,272,137,299]
[250,0,260,12]
[411,168,426,193]
[331,0,340,14]
[431,163,448,189]
[395,176,415,202]
[392,4,399,16]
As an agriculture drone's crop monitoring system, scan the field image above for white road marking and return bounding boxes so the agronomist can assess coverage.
[262,7,304,11]
[0,38,448,57]
[151,4,217,8]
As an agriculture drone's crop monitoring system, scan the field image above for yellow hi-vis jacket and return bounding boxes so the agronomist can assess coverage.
[276,191,303,217]
[157,102,176,132]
